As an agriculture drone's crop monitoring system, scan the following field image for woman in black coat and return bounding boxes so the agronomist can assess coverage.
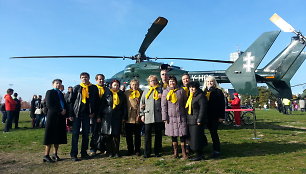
[100,79,127,157]
[43,79,67,162]
[185,81,208,161]
[203,75,225,158]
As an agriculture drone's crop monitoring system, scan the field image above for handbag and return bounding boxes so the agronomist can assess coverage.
[34,108,42,115]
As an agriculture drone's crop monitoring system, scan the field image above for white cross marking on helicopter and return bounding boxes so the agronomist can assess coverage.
[243,52,255,72]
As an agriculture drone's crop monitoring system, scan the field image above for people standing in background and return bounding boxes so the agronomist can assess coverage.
[64,86,73,132]
[159,69,169,90]
[231,93,241,126]
[43,79,67,163]
[13,93,21,129]
[30,95,37,128]
[181,73,190,97]
[34,95,44,128]
[124,79,143,156]
[3,88,17,132]
[1,103,7,124]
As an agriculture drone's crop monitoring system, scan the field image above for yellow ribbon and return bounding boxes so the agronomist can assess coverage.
[80,83,92,104]
[185,92,194,115]
[110,89,120,109]
[166,89,178,103]
[129,89,140,99]
[96,84,105,98]
[145,85,160,100]
[205,91,211,101]
[182,87,189,97]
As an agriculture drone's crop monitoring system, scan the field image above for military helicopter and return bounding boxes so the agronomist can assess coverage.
[12,14,306,99]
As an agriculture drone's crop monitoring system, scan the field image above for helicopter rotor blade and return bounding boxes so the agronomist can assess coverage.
[138,17,168,56]
[270,13,296,33]
[11,55,134,59]
[148,57,234,64]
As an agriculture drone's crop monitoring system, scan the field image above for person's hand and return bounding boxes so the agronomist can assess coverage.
[89,113,95,118]
[97,118,101,123]
[61,109,66,116]
[218,118,225,123]
[197,122,201,125]
[69,117,74,121]
[141,116,145,122]
[164,120,169,124]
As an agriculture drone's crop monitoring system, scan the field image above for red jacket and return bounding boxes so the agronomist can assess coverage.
[231,97,241,109]
[4,94,17,111]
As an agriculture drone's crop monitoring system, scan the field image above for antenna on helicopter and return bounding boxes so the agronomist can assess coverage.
[270,13,306,43]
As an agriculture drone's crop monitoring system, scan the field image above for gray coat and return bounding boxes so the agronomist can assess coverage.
[161,87,187,137]
[140,87,163,124]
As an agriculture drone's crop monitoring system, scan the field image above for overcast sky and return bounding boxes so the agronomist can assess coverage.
[1,0,306,101]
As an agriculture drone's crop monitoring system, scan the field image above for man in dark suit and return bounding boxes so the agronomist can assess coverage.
[69,72,99,161]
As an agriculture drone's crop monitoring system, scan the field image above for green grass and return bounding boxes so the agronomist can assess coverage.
[0,110,306,173]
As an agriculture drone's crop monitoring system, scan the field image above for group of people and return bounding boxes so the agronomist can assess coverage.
[30,95,46,128]
[42,71,227,163]
[1,89,21,132]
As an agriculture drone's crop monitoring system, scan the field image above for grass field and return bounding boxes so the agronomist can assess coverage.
[0,110,306,174]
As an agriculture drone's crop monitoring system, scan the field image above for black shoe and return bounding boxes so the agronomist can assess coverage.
[190,156,203,161]
[43,155,55,163]
[154,153,162,157]
[71,156,80,161]
[210,152,220,159]
[143,154,151,158]
[81,153,91,159]
[114,153,121,158]
[135,152,141,156]
[51,154,61,161]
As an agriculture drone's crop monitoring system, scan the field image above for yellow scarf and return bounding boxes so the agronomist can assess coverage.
[129,89,140,99]
[163,83,168,89]
[80,83,92,104]
[145,85,159,100]
[185,92,194,115]
[110,89,120,109]
[166,89,178,103]
[96,85,105,98]
[206,91,211,101]
[182,87,189,97]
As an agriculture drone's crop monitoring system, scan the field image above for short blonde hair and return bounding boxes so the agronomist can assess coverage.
[203,75,221,90]
[130,79,139,85]
[147,75,158,83]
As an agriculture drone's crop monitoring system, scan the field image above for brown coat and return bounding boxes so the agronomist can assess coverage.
[161,87,187,137]
[125,89,143,124]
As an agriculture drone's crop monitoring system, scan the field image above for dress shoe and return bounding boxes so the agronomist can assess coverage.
[81,153,91,159]
[190,155,204,161]
[210,152,220,159]
[71,156,80,161]
[43,155,55,163]
[51,154,61,161]
[143,154,151,158]
[154,153,162,157]
[113,153,121,158]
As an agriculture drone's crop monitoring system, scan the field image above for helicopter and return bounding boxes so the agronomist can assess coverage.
[12,14,306,99]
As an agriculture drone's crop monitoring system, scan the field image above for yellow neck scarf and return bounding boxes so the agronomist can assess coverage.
[129,89,140,99]
[206,91,211,101]
[80,83,92,104]
[182,87,189,96]
[185,92,194,115]
[166,89,178,103]
[96,85,105,98]
[163,83,168,89]
[145,85,159,100]
[110,89,120,109]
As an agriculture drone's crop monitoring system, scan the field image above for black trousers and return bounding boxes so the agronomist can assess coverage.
[90,120,101,152]
[144,122,163,156]
[14,111,20,128]
[125,123,141,154]
[208,123,220,152]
